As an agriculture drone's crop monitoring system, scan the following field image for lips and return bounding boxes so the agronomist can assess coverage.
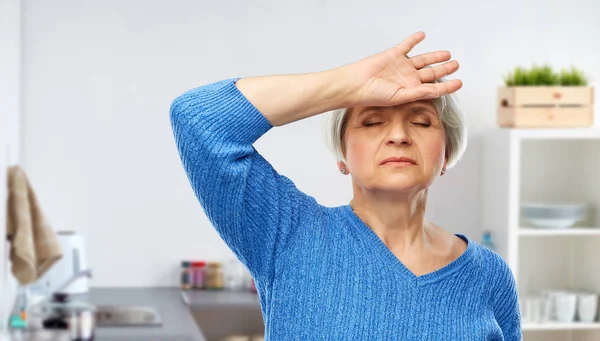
[380,156,417,166]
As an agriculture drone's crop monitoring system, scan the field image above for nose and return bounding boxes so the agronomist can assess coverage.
[385,122,412,146]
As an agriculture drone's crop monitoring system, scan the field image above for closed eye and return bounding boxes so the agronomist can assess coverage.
[412,122,431,127]
[363,122,383,127]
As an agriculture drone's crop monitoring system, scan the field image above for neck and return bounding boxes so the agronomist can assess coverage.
[350,187,432,252]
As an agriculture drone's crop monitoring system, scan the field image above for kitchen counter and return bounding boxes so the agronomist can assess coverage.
[10,288,206,341]
[9,288,265,341]
[180,290,260,310]
[181,290,263,341]
[88,288,205,341]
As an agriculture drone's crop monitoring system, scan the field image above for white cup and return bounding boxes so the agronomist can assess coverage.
[541,289,563,321]
[540,295,554,323]
[521,296,544,324]
[577,293,598,323]
[531,297,542,323]
[555,291,578,323]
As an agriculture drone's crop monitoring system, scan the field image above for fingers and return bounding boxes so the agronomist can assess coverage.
[390,80,463,105]
[395,31,426,55]
[410,50,451,69]
[418,60,460,83]
[434,79,463,96]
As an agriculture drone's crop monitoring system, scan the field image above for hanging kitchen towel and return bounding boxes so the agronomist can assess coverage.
[5,165,62,285]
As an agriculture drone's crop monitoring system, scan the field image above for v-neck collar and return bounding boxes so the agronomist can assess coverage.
[341,204,476,286]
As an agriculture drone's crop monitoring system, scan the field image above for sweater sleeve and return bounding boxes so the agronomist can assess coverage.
[169,77,315,281]
[490,257,523,341]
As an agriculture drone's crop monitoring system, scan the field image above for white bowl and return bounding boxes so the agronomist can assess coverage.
[520,203,587,229]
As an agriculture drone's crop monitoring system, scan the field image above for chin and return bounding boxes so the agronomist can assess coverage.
[374,179,427,193]
[376,171,438,190]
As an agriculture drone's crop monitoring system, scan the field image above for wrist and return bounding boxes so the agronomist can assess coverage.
[317,65,359,111]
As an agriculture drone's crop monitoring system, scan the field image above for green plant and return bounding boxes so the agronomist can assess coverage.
[503,64,588,86]
[559,66,588,86]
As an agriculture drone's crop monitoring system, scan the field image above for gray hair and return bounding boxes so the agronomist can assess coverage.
[323,77,468,169]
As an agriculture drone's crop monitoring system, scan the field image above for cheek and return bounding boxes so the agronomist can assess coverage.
[422,136,446,164]
[345,136,375,166]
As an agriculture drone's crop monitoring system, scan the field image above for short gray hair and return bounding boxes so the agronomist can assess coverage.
[323,77,468,169]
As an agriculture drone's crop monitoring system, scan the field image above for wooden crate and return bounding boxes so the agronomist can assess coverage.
[497,86,594,128]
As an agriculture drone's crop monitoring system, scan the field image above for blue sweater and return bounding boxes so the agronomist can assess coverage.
[170,78,522,340]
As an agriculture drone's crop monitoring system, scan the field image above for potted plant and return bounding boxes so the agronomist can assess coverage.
[497,64,594,128]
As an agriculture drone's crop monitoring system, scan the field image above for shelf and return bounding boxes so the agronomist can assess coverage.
[507,128,600,140]
[522,322,600,331]
[519,227,600,236]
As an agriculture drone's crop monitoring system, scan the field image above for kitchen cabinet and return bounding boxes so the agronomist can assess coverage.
[482,128,600,341]
[181,290,263,341]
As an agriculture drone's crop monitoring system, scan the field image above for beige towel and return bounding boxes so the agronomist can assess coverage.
[5,165,62,285]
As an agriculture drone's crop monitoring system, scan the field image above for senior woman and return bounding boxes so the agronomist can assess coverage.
[170,32,521,340]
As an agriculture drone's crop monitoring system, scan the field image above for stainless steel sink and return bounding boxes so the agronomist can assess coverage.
[94,306,163,327]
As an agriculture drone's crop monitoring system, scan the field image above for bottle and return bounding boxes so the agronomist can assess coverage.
[180,261,192,290]
[205,262,224,290]
[223,259,246,291]
[191,261,206,290]
[481,231,495,251]
[8,287,28,331]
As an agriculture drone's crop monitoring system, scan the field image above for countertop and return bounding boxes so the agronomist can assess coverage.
[89,288,206,341]
[11,288,206,341]
[180,290,260,310]
[8,288,263,341]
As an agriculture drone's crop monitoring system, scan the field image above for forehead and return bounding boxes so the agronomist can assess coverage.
[352,100,437,118]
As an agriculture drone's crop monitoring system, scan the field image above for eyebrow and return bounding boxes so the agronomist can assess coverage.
[410,104,437,115]
[357,104,437,118]
[356,107,383,118]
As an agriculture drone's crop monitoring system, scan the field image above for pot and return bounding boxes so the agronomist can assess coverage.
[29,292,96,341]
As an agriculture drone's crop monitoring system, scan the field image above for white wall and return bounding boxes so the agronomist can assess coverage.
[1,0,22,326]
[1,0,22,286]
[20,0,600,287]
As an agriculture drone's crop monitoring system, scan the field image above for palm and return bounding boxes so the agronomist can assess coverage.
[366,54,422,102]
[347,32,462,107]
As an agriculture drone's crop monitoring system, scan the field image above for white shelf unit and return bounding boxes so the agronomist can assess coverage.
[519,228,600,237]
[523,322,600,331]
[482,128,600,341]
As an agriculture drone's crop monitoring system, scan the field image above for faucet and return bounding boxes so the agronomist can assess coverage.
[53,269,93,295]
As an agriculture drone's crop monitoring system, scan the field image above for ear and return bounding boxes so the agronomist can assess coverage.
[440,157,448,176]
[337,161,349,175]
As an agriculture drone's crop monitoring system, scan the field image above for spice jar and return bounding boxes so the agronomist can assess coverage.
[191,261,206,289]
[180,261,192,290]
[204,262,224,290]
[223,259,246,291]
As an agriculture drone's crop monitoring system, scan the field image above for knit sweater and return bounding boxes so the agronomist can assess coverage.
[169,77,522,341]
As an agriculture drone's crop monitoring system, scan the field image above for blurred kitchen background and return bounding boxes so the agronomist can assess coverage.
[1,0,600,340]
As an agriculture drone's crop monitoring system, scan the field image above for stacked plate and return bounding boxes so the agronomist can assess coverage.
[520,203,587,229]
